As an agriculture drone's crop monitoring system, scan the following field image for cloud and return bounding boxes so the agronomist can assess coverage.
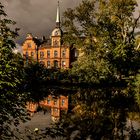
[1,0,82,44]
[1,0,140,45]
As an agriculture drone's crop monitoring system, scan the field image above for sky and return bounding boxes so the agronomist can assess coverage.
[1,0,140,46]
[1,0,82,45]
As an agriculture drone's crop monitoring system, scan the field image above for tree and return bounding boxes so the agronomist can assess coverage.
[23,62,48,103]
[47,0,140,139]
[0,3,29,139]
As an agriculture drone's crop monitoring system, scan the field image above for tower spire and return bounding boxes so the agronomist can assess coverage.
[56,1,60,28]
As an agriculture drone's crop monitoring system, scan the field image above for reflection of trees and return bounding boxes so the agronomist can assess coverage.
[56,86,135,139]
[37,0,140,138]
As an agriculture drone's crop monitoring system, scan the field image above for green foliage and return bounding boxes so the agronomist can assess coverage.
[23,62,72,103]
[0,2,29,139]
[48,0,140,139]
[63,0,140,84]
[22,0,139,139]
[23,62,48,103]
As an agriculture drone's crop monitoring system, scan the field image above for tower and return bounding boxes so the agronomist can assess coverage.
[56,1,60,28]
[51,1,62,47]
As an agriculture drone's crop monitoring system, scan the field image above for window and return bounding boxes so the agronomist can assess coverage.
[62,50,66,58]
[54,100,57,105]
[54,108,58,113]
[53,40,58,46]
[47,50,50,58]
[27,43,31,48]
[62,61,66,67]
[47,61,51,68]
[54,60,58,68]
[40,61,45,65]
[47,98,50,104]
[62,99,65,106]
[55,31,58,36]
[31,52,34,57]
[40,51,44,58]
[54,50,58,58]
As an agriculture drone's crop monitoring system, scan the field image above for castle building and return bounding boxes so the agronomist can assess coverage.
[22,2,77,69]
[22,2,75,121]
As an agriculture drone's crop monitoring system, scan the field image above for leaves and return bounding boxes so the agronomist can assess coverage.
[49,0,140,139]
[0,3,28,139]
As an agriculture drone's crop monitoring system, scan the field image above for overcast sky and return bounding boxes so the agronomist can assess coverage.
[1,0,140,45]
[1,0,82,44]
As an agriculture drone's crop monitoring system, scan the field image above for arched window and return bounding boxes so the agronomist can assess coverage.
[54,50,58,58]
